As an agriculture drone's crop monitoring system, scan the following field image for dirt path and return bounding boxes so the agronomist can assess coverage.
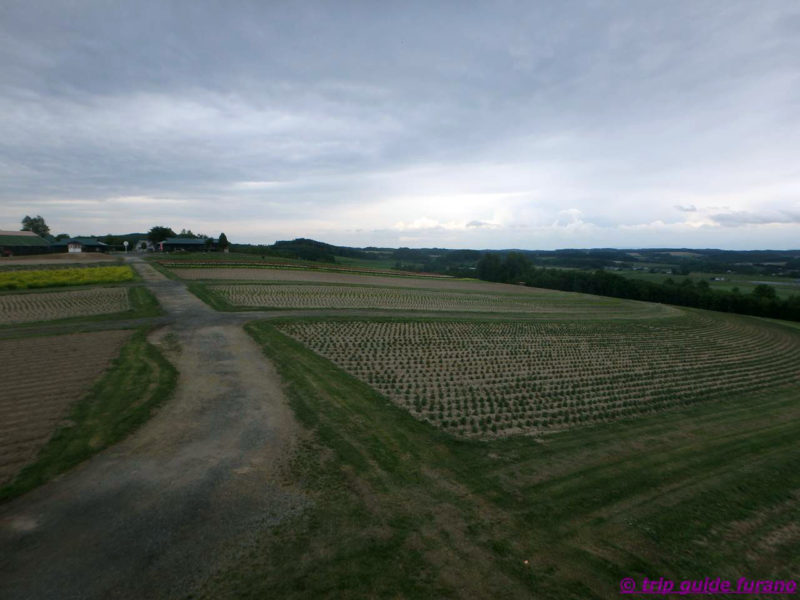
[0,258,305,599]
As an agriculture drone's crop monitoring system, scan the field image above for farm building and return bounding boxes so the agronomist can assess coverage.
[65,238,110,253]
[159,237,217,252]
[0,230,52,256]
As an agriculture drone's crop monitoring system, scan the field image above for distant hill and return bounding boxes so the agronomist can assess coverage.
[232,238,375,262]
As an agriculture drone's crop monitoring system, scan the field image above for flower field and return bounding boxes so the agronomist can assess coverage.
[277,314,800,438]
[209,283,674,318]
[0,287,131,324]
[0,266,134,290]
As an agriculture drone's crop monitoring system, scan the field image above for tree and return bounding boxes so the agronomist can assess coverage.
[477,253,502,281]
[101,234,122,246]
[147,226,176,243]
[218,232,229,251]
[54,233,70,241]
[752,284,777,300]
[21,215,50,237]
[502,252,530,282]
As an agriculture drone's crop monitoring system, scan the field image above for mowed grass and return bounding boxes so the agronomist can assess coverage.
[0,327,177,502]
[195,321,800,599]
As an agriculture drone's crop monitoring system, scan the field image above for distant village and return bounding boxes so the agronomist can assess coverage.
[0,216,229,257]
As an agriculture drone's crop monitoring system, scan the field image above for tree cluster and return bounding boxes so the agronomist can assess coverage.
[476,253,800,323]
[21,215,50,237]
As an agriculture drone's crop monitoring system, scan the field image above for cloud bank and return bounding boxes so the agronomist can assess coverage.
[1,1,798,249]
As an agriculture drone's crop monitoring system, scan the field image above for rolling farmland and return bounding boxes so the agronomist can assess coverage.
[0,287,132,324]
[3,254,798,599]
[0,330,132,486]
[278,313,800,438]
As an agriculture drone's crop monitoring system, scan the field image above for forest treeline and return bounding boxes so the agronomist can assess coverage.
[475,253,800,323]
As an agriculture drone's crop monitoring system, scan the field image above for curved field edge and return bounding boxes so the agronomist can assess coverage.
[0,327,177,503]
[273,310,800,438]
[195,321,800,599]
[184,280,670,320]
[0,285,162,329]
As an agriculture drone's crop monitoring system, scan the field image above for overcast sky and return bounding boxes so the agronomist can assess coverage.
[1,1,798,249]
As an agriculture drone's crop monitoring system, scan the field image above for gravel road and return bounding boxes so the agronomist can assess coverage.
[0,258,305,599]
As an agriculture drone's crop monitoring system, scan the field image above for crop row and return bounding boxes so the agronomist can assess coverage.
[158,260,448,278]
[0,266,134,290]
[0,287,131,324]
[210,283,668,318]
[277,316,800,438]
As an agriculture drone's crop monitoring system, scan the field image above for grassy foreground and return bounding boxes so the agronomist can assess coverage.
[0,328,177,502]
[197,321,800,599]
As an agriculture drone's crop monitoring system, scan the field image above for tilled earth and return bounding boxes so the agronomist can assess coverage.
[0,330,133,486]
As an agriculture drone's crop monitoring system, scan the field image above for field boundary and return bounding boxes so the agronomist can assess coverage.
[0,326,177,502]
[0,285,162,329]
[218,320,800,598]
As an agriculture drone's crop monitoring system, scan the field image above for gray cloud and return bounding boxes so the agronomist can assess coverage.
[0,1,799,248]
[710,210,800,227]
[674,204,697,212]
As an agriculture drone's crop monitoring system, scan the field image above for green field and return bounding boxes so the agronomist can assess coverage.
[193,320,800,598]
[5,257,797,599]
[173,256,800,597]
[618,269,800,299]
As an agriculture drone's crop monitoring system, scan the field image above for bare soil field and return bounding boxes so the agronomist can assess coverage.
[0,287,131,324]
[0,330,132,485]
[211,283,672,317]
[279,313,800,438]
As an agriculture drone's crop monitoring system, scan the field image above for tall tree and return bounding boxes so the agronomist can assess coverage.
[147,226,176,243]
[21,215,50,237]
[218,232,229,251]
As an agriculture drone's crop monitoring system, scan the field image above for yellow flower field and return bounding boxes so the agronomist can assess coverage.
[0,266,134,290]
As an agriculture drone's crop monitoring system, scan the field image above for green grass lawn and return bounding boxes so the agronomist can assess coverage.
[194,321,800,599]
